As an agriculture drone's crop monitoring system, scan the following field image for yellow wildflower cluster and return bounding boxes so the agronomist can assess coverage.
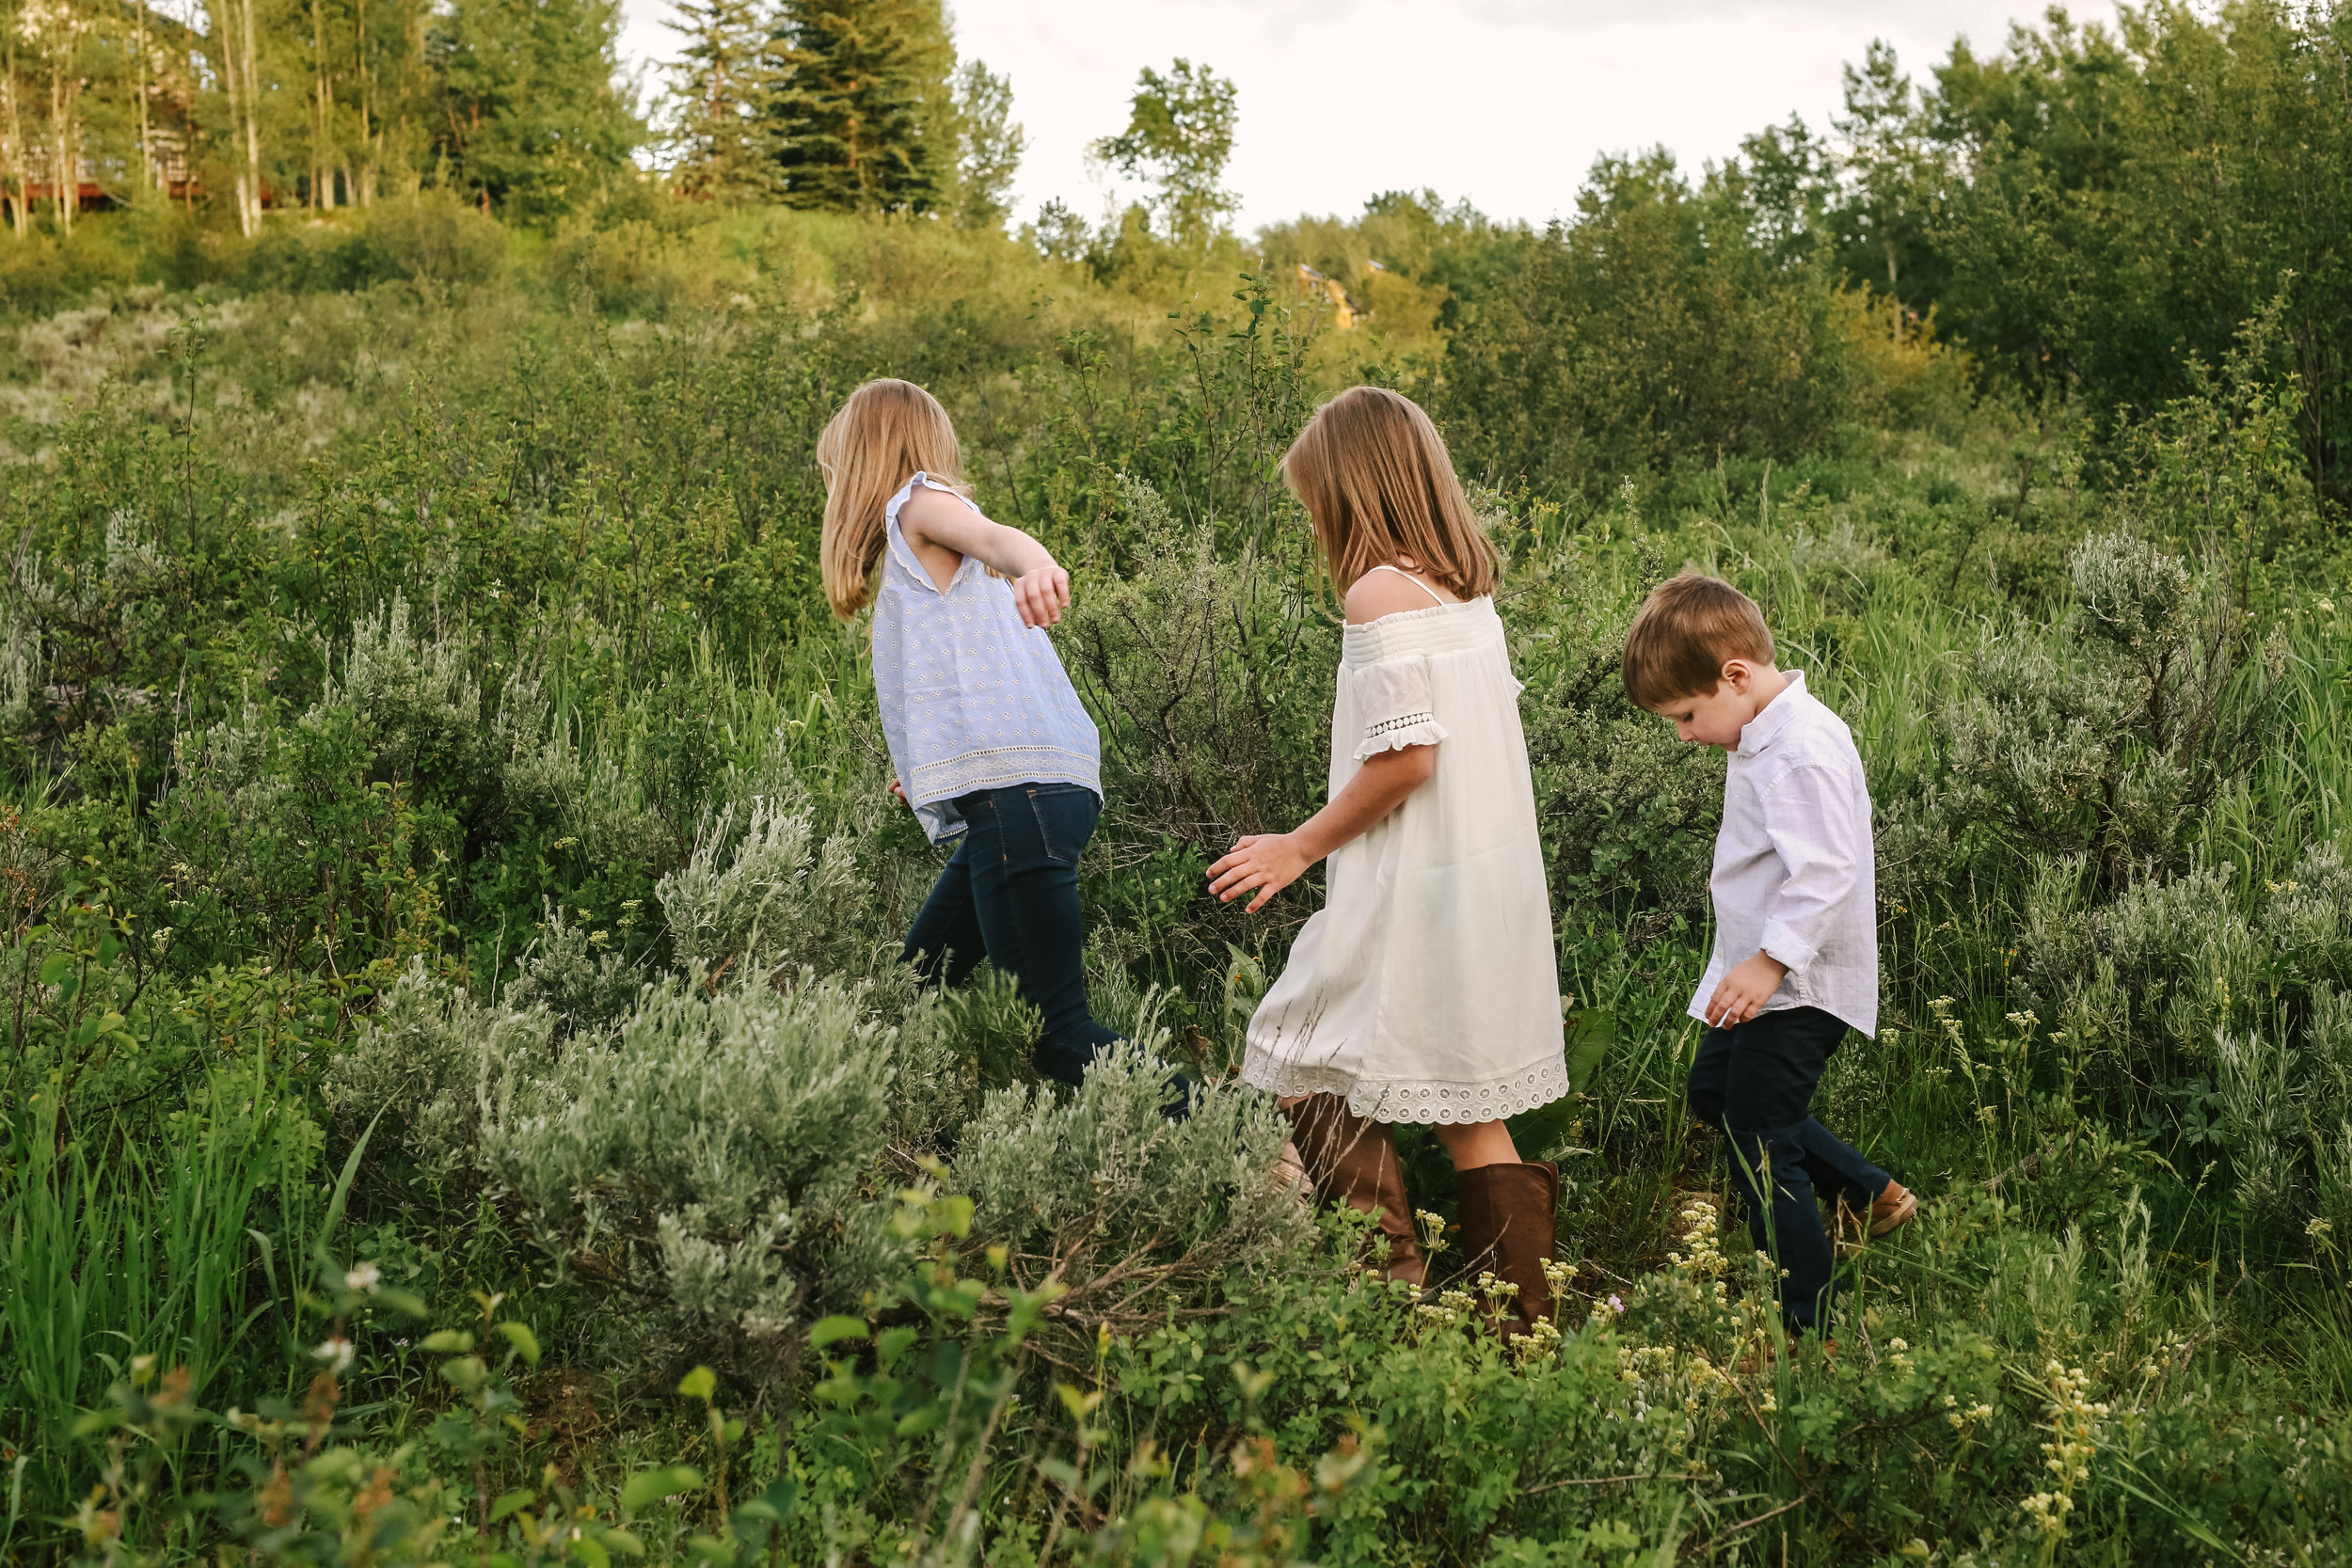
[1943,1392,1996,1433]
[2020,1489,2071,1537]
[2021,1360,2108,1541]
[2129,1328,2194,1386]
[1511,1316,1564,1359]
[1413,1288,1478,1331]
[1506,1258,1577,1362]
[1928,995,1965,1049]
[1667,1196,1727,1284]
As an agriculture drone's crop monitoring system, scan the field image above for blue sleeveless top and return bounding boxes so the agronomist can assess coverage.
[870,474,1103,844]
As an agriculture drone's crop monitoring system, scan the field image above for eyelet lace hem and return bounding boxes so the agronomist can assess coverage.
[1240,1048,1571,1124]
[1352,715,1448,760]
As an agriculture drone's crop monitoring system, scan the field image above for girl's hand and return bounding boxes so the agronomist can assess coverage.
[1010,564,1072,628]
[1208,833,1309,913]
[888,778,909,809]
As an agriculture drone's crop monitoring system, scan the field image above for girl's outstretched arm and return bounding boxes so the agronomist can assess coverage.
[1206,565,1450,912]
[899,484,1071,627]
[1207,744,1434,913]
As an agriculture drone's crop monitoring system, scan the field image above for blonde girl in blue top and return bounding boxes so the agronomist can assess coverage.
[818,379,1154,1095]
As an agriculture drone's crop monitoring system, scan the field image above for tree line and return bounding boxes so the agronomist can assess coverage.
[0,0,1038,232]
[4,0,2348,513]
[1716,2,2351,506]
[1416,2,2351,511]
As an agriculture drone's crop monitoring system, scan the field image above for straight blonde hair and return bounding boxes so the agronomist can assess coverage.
[1281,387,1499,600]
[817,378,967,620]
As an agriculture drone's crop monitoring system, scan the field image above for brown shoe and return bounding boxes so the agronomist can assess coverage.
[1280,1095,1425,1287]
[1454,1160,1559,1343]
[1835,1180,1916,1256]
[1866,1180,1918,1237]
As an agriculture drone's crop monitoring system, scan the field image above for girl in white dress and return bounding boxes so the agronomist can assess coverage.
[1208,388,1568,1339]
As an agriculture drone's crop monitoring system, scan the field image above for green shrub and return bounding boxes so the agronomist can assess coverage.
[479,970,909,1381]
[961,1038,1308,1320]
[357,194,511,291]
[321,957,553,1186]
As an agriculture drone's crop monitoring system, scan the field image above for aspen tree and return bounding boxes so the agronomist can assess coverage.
[1,3,28,236]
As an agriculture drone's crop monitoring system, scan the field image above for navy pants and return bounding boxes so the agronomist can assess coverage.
[1687,1006,1889,1336]
[903,783,1120,1087]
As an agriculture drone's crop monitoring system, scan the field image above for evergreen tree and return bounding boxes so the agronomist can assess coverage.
[759,0,948,214]
[431,0,642,221]
[663,0,771,201]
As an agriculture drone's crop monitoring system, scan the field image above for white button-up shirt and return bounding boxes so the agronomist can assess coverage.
[1685,671,1878,1037]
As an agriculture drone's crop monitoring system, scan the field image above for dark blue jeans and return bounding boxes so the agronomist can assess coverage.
[903,783,1120,1087]
[1688,1006,1890,1336]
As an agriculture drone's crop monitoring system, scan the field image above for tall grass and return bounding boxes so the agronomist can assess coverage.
[0,1069,307,1513]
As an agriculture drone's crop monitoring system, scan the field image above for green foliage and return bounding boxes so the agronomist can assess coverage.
[2,1071,302,1511]
[1867,5,2352,506]
[949,59,1025,232]
[321,956,554,1184]
[1058,484,1336,990]
[959,1038,1306,1318]
[662,0,779,203]
[1089,58,1240,245]
[1939,531,2267,885]
[357,193,514,289]
[761,0,953,214]
[429,0,646,221]
[1437,150,1956,499]
[478,970,911,1377]
[655,798,869,978]
[10,120,2352,1565]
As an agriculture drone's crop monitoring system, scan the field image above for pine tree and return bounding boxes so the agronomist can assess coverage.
[759,0,949,214]
[663,0,771,201]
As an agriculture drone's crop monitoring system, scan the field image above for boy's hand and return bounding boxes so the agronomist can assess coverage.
[1010,564,1072,627]
[1208,833,1309,913]
[1705,951,1789,1027]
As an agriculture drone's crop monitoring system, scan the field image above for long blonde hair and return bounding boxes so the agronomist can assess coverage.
[817,378,967,619]
[1281,387,1498,600]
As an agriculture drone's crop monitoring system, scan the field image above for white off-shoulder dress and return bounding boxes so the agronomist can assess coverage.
[1240,574,1569,1124]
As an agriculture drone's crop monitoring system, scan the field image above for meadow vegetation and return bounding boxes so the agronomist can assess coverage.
[7,5,2352,1564]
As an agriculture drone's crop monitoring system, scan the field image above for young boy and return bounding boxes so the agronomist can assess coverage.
[1622,574,1915,1342]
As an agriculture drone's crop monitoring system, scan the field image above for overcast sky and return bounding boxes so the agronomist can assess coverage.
[616,0,2122,232]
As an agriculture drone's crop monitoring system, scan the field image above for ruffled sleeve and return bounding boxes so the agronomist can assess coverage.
[1351,655,1450,759]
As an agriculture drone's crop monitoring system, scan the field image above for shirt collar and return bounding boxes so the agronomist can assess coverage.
[1735,670,1807,758]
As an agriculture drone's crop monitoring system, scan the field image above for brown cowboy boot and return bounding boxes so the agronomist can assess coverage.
[1279,1094,1426,1287]
[1455,1161,1560,1345]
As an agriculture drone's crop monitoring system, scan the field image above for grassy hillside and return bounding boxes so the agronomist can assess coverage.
[2,187,2350,1566]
